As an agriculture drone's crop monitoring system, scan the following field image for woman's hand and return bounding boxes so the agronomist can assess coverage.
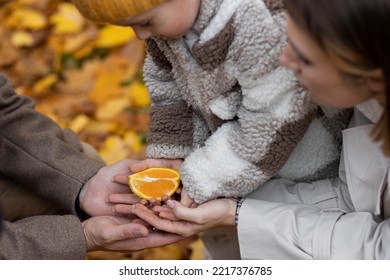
[131,198,237,237]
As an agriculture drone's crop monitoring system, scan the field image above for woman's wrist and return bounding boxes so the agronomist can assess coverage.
[223,198,243,227]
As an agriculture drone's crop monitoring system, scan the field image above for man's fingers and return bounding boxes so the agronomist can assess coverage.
[120,223,149,239]
[112,174,129,184]
[113,203,138,215]
[129,159,158,173]
[108,193,140,204]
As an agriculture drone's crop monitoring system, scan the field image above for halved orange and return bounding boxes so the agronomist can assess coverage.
[128,167,180,201]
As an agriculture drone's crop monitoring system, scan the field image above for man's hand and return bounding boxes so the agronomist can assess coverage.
[79,158,143,216]
[82,216,184,252]
[129,158,184,173]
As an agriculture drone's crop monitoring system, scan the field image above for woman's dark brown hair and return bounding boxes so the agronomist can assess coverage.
[284,0,390,155]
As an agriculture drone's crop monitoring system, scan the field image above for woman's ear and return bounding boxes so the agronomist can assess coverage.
[365,69,385,94]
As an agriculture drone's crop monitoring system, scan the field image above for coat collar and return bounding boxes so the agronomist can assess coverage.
[355,99,383,124]
[191,0,224,34]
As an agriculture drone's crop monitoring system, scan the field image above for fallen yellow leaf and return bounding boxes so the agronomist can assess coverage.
[10,31,34,47]
[69,114,90,134]
[32,74,58,94]
[99,135,129,165]
[63,28,98,54]
[95,25,136,48]
[88,71,125,105]
[128,81,150,107]
[6,8,47,30]
[50,3,85,34]
[84,120,115,135]
[56,60,99,95]
[95,97,130,121]
[73,40,96,60]
[124,131,143,153]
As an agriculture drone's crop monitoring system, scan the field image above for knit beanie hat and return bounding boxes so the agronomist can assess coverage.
[71,0,164,23]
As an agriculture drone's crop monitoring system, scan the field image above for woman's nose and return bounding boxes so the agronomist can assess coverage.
[280,43,300,74]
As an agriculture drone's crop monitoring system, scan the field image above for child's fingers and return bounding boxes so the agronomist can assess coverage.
[179,193,194,207]
[140,198,150,205]
[152,204,180,220]
[189,201,198,208]
[165,200,204,223]
[149,198,162,206]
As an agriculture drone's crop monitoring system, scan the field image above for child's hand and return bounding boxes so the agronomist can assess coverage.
[153,195,186,221]
[129,158,183,173]
[180,188,198,208]
[148,193,197,222]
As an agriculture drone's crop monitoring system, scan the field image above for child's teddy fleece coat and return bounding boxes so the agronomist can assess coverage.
[143,0,352,204]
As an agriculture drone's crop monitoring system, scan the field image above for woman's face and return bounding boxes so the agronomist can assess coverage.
[280,15,385,108]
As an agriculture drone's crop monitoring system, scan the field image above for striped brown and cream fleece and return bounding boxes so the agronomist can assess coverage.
[143,0,352,204]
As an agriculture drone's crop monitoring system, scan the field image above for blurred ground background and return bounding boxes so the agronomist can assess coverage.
[0,0,203,260]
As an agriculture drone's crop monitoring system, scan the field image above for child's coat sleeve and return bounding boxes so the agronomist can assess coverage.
[143,39,210,159]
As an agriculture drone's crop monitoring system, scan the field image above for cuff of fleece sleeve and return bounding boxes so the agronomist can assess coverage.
[146,143,192,159]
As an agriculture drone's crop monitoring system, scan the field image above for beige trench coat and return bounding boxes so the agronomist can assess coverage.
[202,100,390,259]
